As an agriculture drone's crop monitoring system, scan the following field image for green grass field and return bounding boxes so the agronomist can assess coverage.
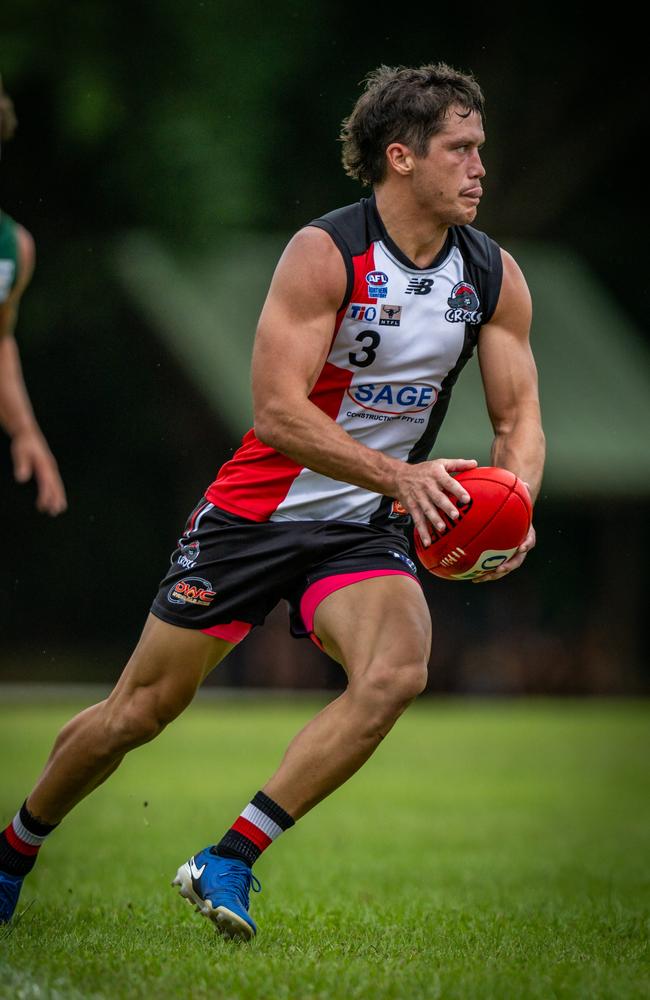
[0,697,648,999]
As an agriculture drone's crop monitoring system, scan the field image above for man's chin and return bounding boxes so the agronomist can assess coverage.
[441,204,480,228]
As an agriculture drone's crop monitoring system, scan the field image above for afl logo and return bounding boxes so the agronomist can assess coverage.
[347,382,437,414]
[445,281,482,324]
[366,270,389,299]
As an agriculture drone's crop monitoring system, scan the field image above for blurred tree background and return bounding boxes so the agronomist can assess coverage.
[0,3,647,692]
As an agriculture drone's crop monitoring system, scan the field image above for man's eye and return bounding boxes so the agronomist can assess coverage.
[456,145,468,152]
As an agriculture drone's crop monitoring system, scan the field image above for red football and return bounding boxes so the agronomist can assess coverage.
[414,467,532,581]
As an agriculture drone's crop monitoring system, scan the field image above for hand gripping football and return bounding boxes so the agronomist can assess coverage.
[414,466,532,581]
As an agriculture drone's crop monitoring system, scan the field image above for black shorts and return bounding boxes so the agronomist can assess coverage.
[150,499,420,646]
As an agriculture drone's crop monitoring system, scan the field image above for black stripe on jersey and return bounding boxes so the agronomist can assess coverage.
[307,219,355,313]
[407,324,478,467]
[310,198,382,257]
[369,322,478,527]
[307,199,382,313]
[454,225,503,324]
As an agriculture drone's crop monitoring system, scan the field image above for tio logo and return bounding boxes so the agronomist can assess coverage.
[348,304,377,321]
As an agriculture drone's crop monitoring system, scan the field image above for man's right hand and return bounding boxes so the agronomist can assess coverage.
[394,457,478,546]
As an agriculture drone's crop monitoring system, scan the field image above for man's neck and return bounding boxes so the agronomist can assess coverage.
[374,185,449,268]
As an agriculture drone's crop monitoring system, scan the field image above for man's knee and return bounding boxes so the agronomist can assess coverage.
[350,657,429,719]
[102,684,191,753]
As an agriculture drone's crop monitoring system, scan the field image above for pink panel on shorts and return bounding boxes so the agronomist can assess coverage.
[201,620,252,643]
[300,569,419,637]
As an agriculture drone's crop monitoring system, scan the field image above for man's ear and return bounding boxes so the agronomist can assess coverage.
[385,143,415,177]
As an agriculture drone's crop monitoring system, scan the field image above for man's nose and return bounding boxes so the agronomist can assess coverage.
[471,150,486,178]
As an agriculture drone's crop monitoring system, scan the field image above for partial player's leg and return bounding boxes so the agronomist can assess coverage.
[28,615,231,821]
[263,574,431,816]
[183,574,431,941]
[0,614,232,923]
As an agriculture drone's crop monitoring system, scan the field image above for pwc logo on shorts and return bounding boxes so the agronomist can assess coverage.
[347,382,437,415]
[445,281,482,324]
[365,270,389,299]
[167,576,216,607]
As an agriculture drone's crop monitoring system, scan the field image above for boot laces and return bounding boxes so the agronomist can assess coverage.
[219,864,261,907]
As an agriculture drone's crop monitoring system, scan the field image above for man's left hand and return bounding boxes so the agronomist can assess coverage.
[471,524,536,584]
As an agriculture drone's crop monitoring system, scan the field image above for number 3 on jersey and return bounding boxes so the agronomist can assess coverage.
[349,330,381,368]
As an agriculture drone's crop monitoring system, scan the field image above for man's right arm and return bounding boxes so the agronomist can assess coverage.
[251,227,476,545]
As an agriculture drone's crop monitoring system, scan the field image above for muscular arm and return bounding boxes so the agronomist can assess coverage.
[474,248,545,580]
[252,227,476,543]
[0,225,67,515]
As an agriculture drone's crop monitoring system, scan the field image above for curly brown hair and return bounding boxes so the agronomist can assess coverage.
[0,76,18,142]
[340,63,485,186]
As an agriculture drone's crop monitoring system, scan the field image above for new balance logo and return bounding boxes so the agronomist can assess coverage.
[405,278,434,295]
[189,858,206,879]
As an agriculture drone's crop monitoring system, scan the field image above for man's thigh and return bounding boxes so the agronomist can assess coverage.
[107,613,234,716]
[312,575,432,676]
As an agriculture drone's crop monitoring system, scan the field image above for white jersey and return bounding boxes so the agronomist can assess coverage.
[207,195,502,525]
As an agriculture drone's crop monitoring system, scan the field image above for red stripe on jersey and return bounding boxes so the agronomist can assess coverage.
[205,429,301,521]
[205,241,377,521]
[5,824,40,856]
[206,358,353,521]
[351,242,377,304]
[231,815,272,851]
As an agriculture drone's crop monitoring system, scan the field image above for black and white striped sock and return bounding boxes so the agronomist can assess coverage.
[0,801,57,877]
[214,791,295,867]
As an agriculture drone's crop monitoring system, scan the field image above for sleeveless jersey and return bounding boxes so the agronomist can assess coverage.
[206,194,503,525]
[0,210,19,304]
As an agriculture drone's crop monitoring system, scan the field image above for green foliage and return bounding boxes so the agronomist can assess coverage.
[1,5,645,318]
[1,698,648,998]
[1,0,343,242]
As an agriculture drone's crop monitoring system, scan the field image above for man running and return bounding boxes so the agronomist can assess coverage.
[0,63,544,937]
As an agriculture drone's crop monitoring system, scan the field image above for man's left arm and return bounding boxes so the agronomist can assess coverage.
[474,248,545,582]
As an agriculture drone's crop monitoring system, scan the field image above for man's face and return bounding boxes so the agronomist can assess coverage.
[410,107,486,226]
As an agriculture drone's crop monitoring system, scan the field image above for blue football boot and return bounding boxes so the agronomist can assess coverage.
[172,847,261,940]
[0,870,24,924]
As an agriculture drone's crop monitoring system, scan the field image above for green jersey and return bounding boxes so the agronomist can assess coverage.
[0,210,19,304]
